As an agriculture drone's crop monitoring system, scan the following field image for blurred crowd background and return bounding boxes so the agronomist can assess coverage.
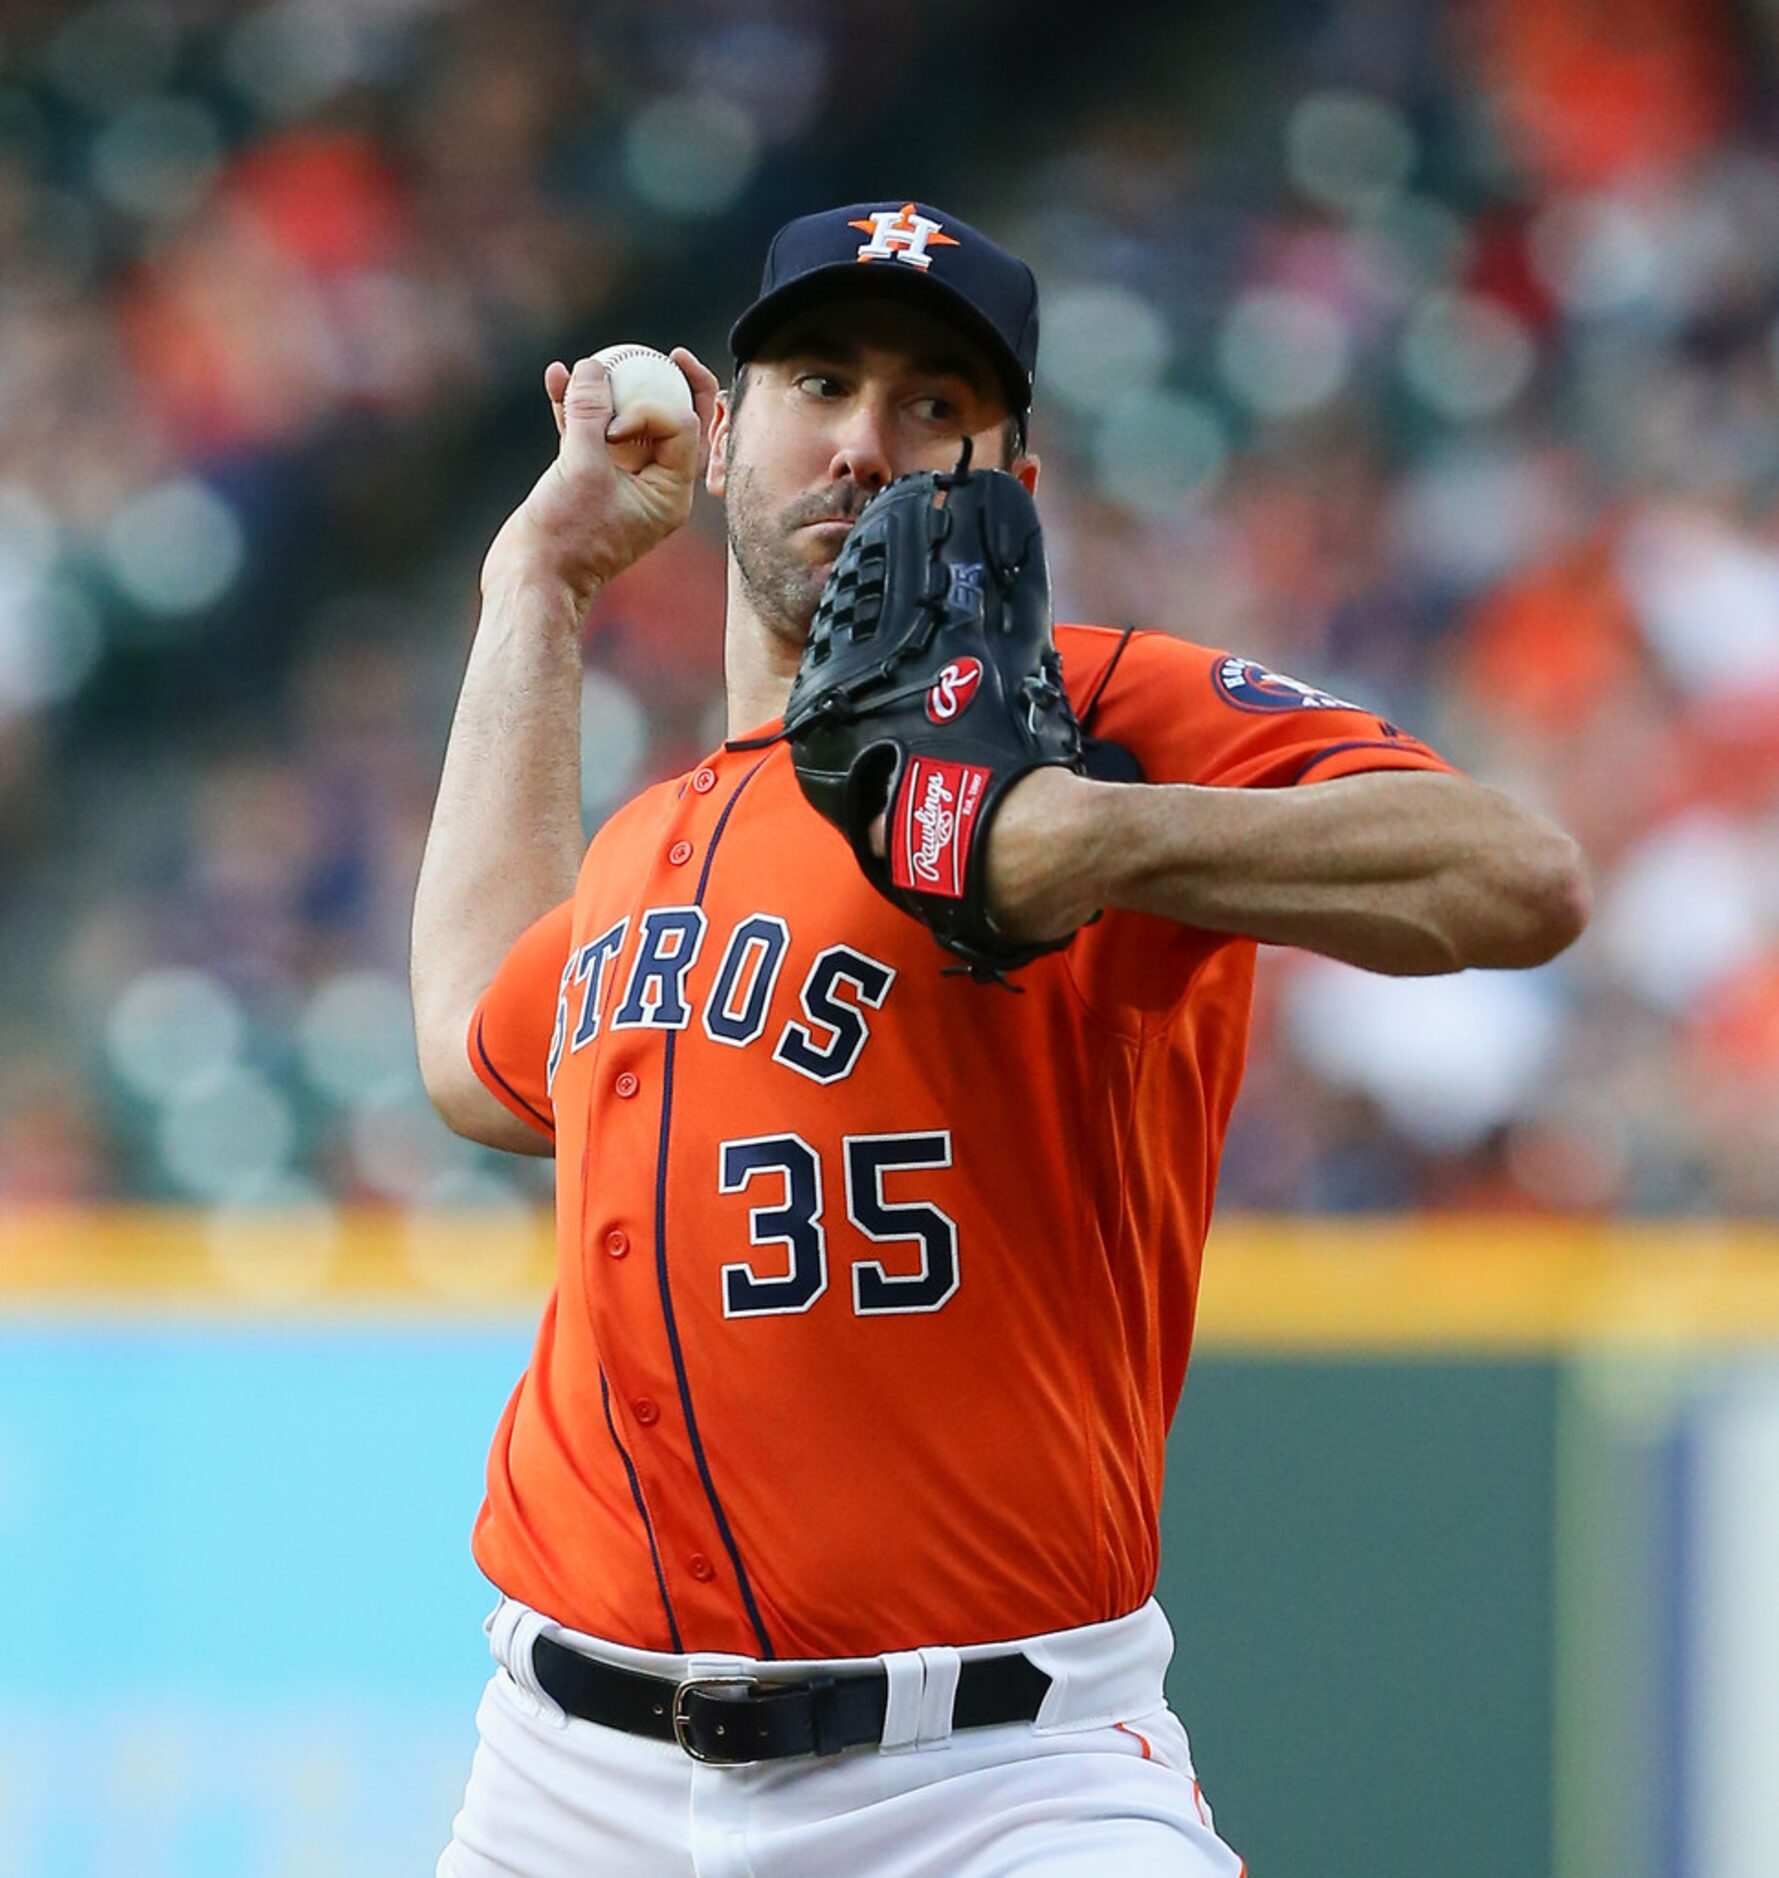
[2,0,1776,1218]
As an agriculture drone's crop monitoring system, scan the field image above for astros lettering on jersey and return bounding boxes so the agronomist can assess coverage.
[467,624,1454,1662]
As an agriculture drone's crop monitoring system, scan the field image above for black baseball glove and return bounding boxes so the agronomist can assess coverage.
[776,448,1086,980]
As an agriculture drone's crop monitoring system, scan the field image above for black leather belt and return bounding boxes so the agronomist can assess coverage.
[531,1633,1052,1765]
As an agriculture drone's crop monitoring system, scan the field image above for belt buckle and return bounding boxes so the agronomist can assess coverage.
[672,1675,760,1764]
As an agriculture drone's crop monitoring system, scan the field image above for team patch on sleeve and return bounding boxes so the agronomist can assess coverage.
[1213,656,1364,714]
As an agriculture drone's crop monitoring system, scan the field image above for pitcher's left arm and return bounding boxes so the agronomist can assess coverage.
[986,765,1589,976]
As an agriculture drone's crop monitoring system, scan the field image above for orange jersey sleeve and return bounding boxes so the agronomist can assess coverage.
[1060,625,1457,789]
[1053,626,1460,1029]
[468,899,575,1144]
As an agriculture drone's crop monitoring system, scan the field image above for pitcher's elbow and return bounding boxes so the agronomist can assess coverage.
[1487,830,1592,968]
[1529,831,1591,958]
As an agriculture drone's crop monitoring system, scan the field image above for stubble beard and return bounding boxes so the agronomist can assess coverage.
[723,459,870,652]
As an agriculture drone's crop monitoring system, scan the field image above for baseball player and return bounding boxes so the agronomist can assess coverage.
[413,201,1589,1876]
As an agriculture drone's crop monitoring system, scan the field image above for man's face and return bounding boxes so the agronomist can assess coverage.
[707,295,1036,648]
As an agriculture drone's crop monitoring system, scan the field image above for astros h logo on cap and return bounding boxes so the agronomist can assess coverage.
[848,203,960,272]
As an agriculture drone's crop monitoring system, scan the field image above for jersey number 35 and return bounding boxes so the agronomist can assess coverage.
[718,1130,958,1318]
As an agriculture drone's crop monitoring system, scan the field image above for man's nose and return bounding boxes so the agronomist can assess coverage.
[827,400,896,491]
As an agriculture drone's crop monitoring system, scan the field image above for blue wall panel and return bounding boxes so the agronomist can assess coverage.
[0,1324,533,1875]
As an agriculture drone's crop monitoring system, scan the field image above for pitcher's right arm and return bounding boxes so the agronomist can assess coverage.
[411,348,719,1150]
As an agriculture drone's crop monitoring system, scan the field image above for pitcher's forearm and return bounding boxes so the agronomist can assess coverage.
[411,576,587,1085]
[988,768,1590,975]
[1098,772,1588,972]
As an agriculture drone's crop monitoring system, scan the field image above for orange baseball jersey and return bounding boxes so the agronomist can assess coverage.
[467,624,1455,1662]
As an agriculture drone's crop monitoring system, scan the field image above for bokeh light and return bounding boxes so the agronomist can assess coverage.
[1597,813,1766,1012]
[105,969,246,1103]
[204,1178,340,1301]
[89,96,223,221]
[296,970,420,1107]
[1038,283,1171,414]
[1399,291,1537,421]
[221,3,365,122]
[1285,91,1418,217]
[102,480,246,619]
[0,577,104,712]
[1284,958,1567,1151]
[1217,288,1353,418]
[1090,391,1227,517]
[624,93,760,218]
[157,1066,298,1200]
[1529,193,1665,319]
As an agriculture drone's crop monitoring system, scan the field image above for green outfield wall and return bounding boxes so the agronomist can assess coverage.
[1160,1357,1559,1877]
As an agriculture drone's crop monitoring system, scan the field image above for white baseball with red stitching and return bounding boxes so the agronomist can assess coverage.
[592,344,695,423]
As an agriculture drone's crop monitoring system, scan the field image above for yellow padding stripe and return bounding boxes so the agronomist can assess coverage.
[1195,1217,1779,1350]
[3,1210,1777,1346]
[0,1209,554,1316]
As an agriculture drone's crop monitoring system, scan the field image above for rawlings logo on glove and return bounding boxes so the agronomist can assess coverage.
[895,757,988,895]
[926,659,983,723]
[771,448,1086,981]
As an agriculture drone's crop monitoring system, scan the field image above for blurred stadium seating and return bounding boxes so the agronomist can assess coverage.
[2,0,1777,1221]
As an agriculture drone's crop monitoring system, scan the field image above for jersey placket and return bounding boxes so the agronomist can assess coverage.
[583,751,779,1658]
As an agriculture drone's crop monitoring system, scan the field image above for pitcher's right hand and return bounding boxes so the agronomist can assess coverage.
[481,346,720,615]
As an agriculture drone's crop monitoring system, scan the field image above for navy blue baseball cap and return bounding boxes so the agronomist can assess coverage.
[729,201,1040,421]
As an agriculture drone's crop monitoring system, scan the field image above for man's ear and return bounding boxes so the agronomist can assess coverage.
[707,390,732,498]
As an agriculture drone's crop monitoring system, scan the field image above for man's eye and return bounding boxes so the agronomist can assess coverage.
[796,374,845,398]
[911,396,959,424]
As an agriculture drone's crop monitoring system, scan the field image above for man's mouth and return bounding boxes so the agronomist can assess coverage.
[788,488,869,537]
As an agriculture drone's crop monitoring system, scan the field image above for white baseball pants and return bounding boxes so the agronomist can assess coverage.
[437,1595,1247,1877]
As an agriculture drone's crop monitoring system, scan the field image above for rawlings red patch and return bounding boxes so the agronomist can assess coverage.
[925,657,983,724]
[892,756,989,898]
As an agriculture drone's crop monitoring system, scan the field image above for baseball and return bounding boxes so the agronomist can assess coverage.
[593,344,695,472]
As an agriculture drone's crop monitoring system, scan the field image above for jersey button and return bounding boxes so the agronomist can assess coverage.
[632,1398,659,1425]
[614,1072,639,1099]
[692,768,717,794]
[668,839,694,866]
[604,1229,629,1258]
[688,1553,715,1582]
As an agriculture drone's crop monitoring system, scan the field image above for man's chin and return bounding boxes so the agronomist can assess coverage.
[751,566,827,645]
